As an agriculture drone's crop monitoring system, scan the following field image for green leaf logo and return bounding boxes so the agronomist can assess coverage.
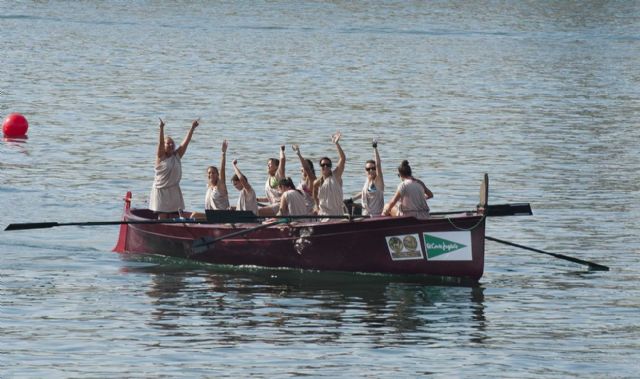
[424,234,467,259]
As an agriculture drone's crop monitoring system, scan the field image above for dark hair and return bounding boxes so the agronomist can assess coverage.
[398,160,412,177]
[319,157,332,165]
[305,158,316,176]
[278,177,296,189]
[231,174,240,182]
[269,158,280,167]
[365,159,375,166]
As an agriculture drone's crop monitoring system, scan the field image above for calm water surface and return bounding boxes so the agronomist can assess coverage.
[1,1,639,377]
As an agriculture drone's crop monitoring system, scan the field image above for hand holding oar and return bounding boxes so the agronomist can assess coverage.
[486,235,609,271]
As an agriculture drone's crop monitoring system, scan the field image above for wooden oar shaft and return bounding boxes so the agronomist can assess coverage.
[5,219,200,231]
[486,235,609,271]
[210,214,358,222]
[5,214,361,231]
[210,219,285,243]
[190,219,287,256]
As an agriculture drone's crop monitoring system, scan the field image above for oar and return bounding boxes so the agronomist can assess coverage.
[206,213,359,223]
[191,219,287,255]
[485,235,609,271]
[4,214,364,232]
[4,218,201,231]
[431,203,532,217]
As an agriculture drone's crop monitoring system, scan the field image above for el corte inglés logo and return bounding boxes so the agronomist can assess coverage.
[423,234,467,258]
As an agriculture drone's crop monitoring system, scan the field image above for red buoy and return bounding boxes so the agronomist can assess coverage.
[3,113,29,137]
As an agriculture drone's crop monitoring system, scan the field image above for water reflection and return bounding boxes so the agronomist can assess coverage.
[121,256,486,347]
[1,136,30,159]
[2,135,29,143]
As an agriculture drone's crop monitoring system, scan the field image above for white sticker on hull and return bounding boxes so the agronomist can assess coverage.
[423,231,472,261]
[385,234,424,261]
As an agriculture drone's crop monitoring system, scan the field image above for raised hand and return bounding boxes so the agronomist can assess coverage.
[332,131,342,144]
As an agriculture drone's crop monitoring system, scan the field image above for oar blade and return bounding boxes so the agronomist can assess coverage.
[191,237,215,256]
[486,235,609,271]
[486,203,532,217]
[5,222,59,231]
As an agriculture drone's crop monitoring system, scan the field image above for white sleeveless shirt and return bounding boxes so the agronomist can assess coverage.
[318,175,344,216]
[149,154,184,212]
[361,179,384,216]
[236,187,258,215]
[205,186,229,210]
[280,189,308,216]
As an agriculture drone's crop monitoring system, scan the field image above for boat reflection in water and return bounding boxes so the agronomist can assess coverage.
[120,255,487,347]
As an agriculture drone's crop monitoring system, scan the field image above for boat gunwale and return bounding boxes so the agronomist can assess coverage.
[123,207,485,231]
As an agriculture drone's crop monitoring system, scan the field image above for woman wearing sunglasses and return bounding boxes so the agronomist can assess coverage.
[352,138,384,216]
[313,131,346,218]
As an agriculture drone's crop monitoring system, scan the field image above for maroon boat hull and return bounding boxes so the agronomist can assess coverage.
[114,193,486,280]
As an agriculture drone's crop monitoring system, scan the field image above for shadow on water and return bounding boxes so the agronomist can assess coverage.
[119,254,487,346]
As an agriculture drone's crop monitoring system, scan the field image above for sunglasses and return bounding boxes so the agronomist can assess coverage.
[320,163,332,168]
[365,167,376,172]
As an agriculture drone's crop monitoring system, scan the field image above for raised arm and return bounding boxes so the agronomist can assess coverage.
[277,145,286,180]
[176,118,199,158]
[332,131,346,179]
[218,140,228,195]
[156,118,166,164]
[232,159,252,191]
[373,138,383,187]
[292,144,316,184]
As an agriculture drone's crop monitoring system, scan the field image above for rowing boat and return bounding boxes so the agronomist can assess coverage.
[112,174,529,281]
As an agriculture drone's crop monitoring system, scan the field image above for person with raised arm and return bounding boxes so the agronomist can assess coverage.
[149,118,199,219]
[291,144,316,214]
[230,158,258,215]
[313,131,346,219]
[382,160,433,219]
[204,140,230,211]
[352,138,384,216]
[257,145,286,216]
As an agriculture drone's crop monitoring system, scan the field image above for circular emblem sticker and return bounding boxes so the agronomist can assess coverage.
[403,235,418,251]
[388,237,403,253]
